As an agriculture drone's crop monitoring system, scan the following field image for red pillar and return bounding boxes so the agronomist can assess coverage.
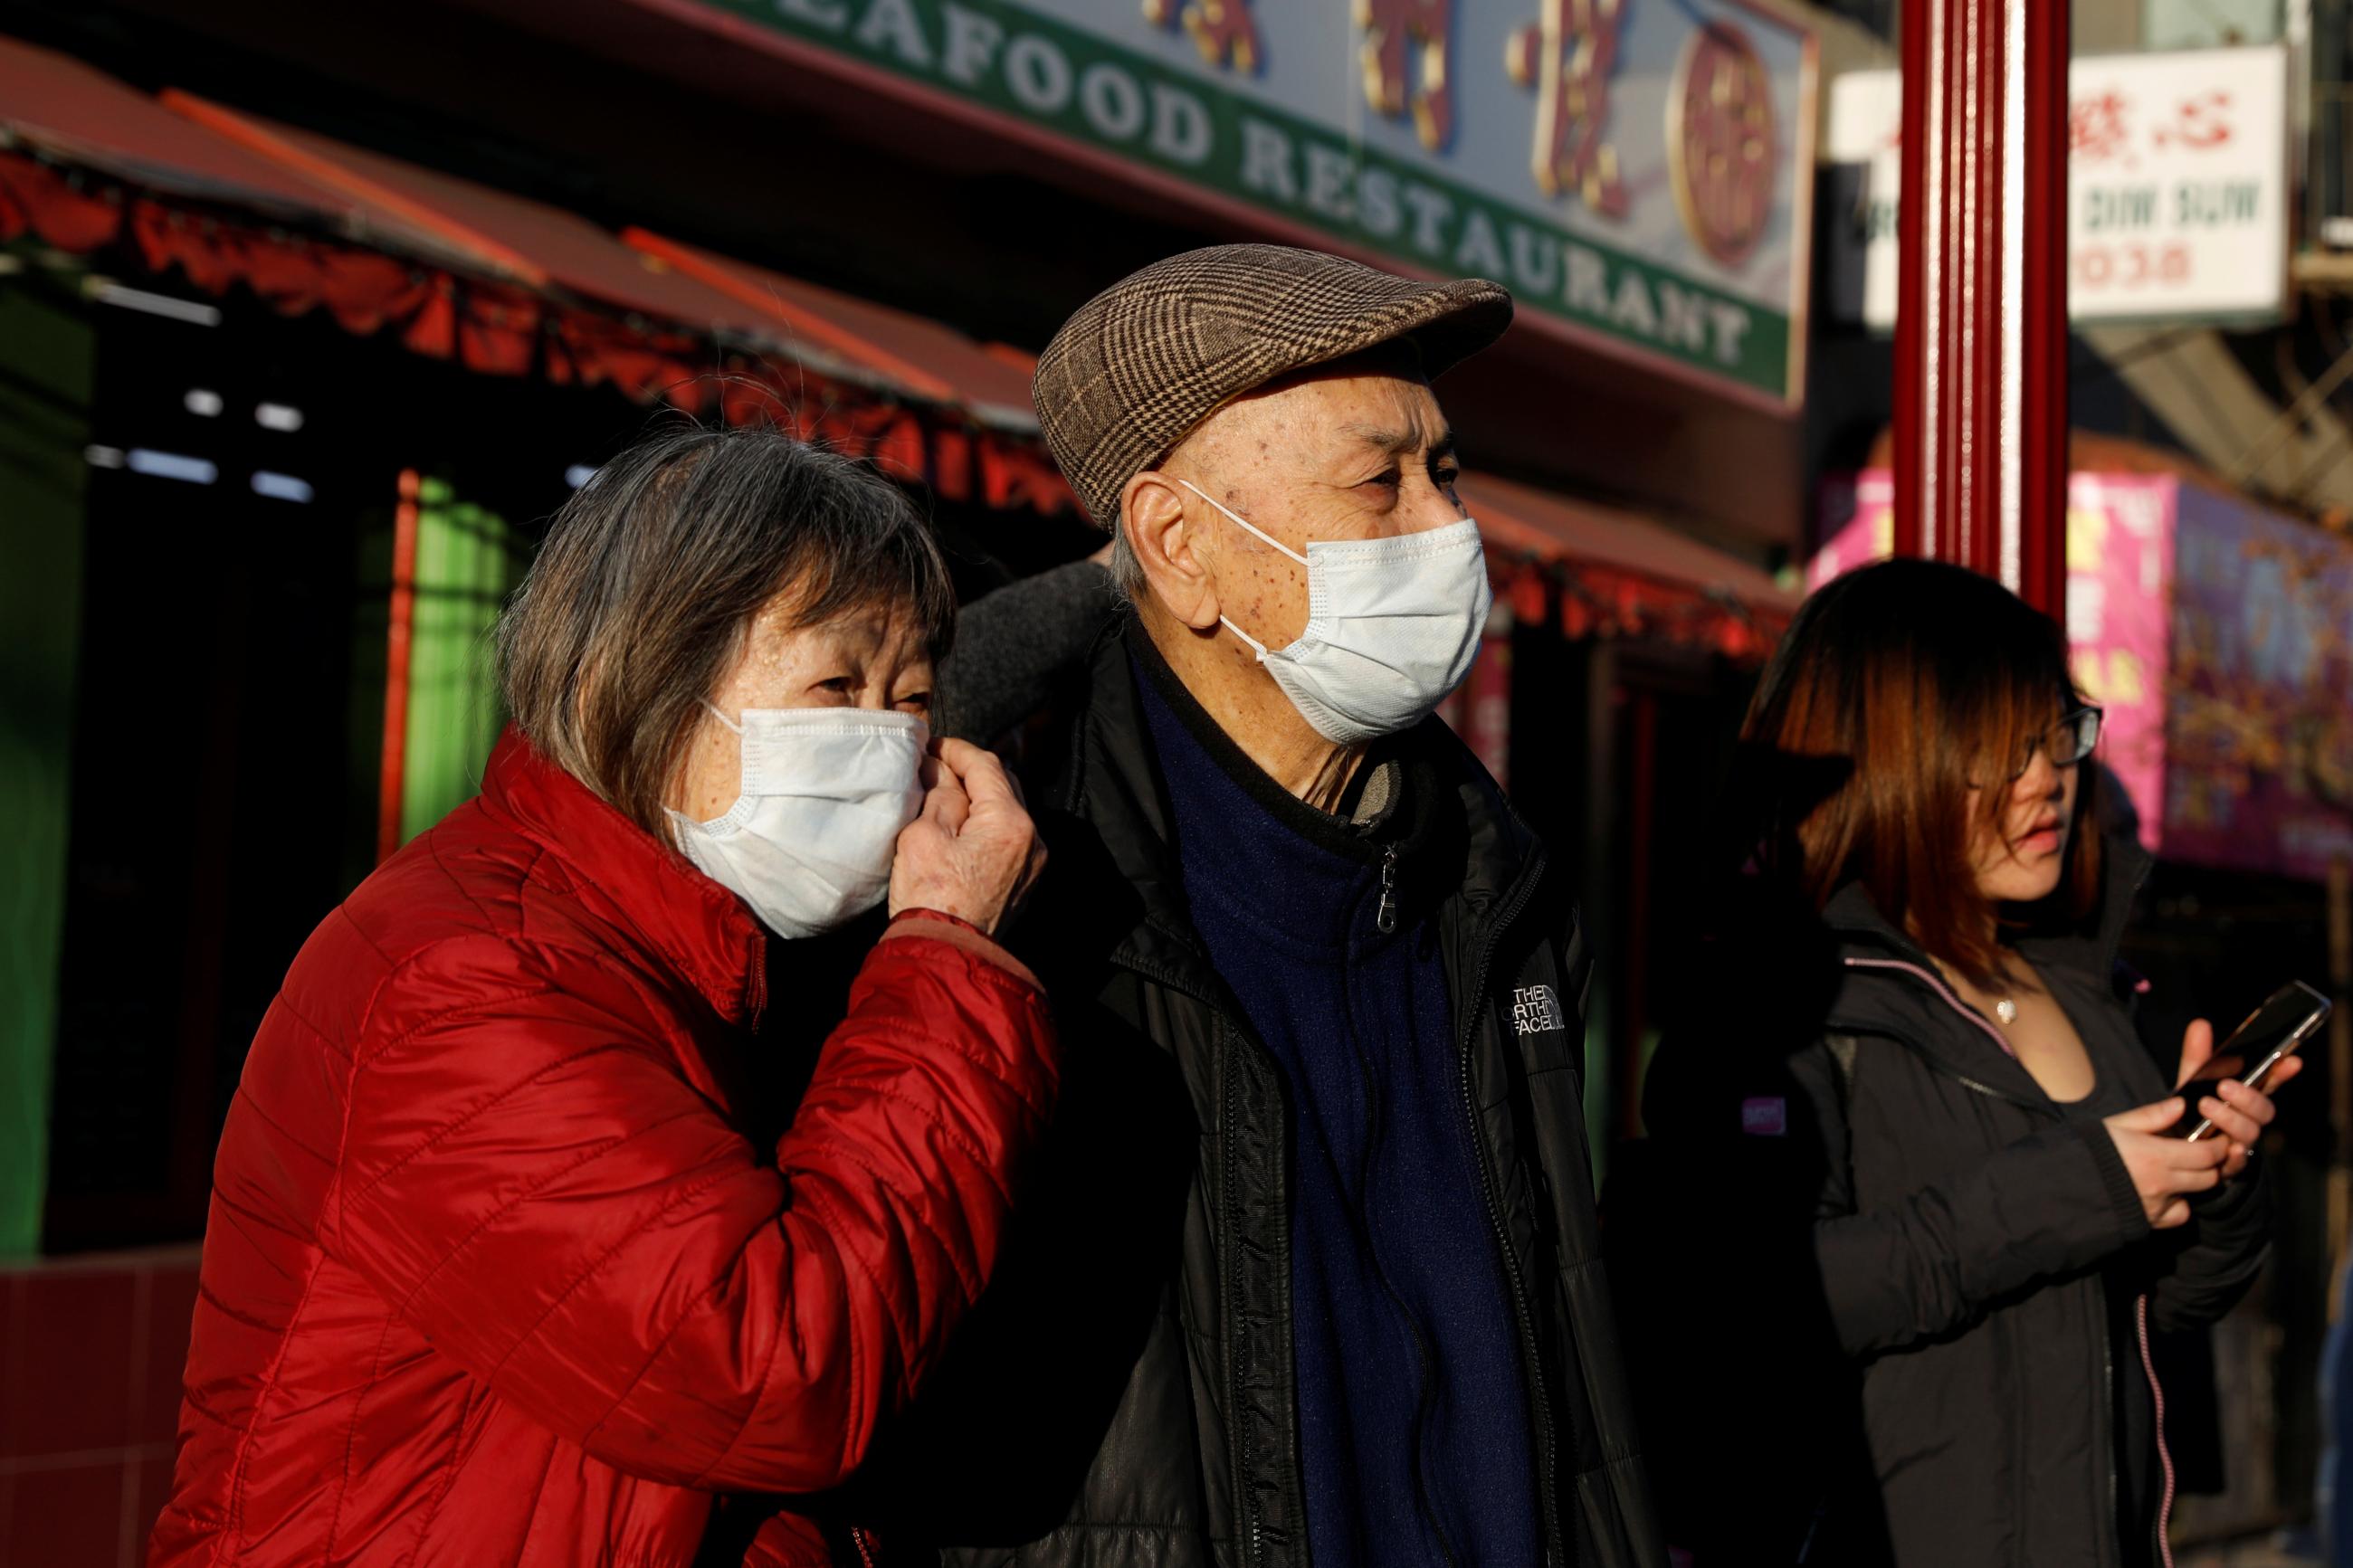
[1892,0,2072,617]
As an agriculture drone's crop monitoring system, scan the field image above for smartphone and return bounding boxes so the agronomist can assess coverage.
[2168,980,2333,1141]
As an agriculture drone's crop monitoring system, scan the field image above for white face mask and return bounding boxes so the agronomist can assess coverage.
[667,705,927,939]
[1179,478,1493,746]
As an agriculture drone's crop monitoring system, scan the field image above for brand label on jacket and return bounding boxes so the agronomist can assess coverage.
[1512,984,1566,1036]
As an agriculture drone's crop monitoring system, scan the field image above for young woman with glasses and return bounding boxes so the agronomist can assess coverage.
[1627,559,2294,1567]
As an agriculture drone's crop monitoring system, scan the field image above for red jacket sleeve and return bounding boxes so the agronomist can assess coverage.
[323,924,1057,1492]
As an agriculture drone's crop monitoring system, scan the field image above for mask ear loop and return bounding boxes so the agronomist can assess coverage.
[702,700,745,736]
[1176,478,1305,662]
[1176,479,1308,565]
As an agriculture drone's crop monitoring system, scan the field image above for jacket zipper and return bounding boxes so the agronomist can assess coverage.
[1106,943,1278,1568]
[1223,1020,1268,1568]
[2136,1295,2177,1568]
[1112,857,1557,1565]
[1455,861,1567,1568]
[850,1525,878,1568]
[1843,954,2164,1564]
[2101,1307,2119,1568]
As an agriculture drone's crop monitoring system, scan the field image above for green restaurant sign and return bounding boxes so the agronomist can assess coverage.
[693,0,1817,407]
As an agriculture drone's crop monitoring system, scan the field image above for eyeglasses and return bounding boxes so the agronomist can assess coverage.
[2009,706,2103,780]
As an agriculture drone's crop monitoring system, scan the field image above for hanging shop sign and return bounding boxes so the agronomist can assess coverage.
[1816,471,2353,882]
[1825,44,2290,330]
[689,0,1817,407]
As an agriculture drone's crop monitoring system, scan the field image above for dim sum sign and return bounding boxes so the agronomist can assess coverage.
[1826,45,2289,329]
[681,0,1817,409]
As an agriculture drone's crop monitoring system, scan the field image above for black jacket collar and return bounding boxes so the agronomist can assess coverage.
[1815,833,2156,1102]
[1822,832,2152,984]
[1048,619,1539,998]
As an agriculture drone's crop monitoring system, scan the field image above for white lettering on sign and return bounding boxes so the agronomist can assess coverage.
[853,0,931,64]
[734,0,1801,398]
[938,4,1004,84]
[740,0,1775,381]
[1148,83,1213,165]
[1239,117,1297,202]
[1400,184,1454,256]
[1004,33,1072,111]
[1303,141,1356,221]
[1081,62,1147,138]
[1455,208,1508,277]
[1826,45,2289,328]
[1358,165,1404,237]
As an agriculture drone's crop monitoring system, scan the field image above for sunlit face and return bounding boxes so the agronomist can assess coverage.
[670,590,934,822]
[1964,710,2082,907]
[1165,360,1465,656]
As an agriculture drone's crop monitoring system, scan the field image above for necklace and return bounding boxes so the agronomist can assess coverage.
[1995,995,2018,1026]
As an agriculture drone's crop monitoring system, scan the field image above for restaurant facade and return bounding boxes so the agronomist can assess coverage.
[0,4,1824,1554]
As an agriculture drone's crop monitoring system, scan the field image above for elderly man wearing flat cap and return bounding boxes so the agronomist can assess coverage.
[853,244,1661,1568]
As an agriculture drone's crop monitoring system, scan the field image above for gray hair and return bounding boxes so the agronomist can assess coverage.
[1106,518,1145,599]
[497,423,955,834]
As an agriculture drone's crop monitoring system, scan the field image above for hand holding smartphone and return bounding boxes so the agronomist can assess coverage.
[2168,980,2332,1142]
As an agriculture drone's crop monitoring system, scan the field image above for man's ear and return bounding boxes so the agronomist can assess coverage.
[1121,471,1221,631]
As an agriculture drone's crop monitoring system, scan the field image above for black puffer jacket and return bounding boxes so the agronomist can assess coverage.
[847,622,1662,1568]
[1623,845,2271,1568]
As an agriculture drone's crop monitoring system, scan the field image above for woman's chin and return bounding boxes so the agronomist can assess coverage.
[1989,870,2065,909]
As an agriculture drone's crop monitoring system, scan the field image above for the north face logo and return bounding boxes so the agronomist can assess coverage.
[1511,984,1565,1036]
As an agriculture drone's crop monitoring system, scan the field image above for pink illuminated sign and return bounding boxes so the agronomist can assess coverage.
[1812,471,2353,880]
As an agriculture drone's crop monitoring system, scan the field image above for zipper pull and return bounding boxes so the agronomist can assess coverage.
[1376,843,1399,934]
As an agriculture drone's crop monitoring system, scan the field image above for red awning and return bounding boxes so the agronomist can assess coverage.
[622,230,1039,426]
[1461,471,1797,657]
[0,34,327,215]
[148,96,1044,432]
[0,31,1073,509]
[0,27,1815,631]
[157,95,882,381]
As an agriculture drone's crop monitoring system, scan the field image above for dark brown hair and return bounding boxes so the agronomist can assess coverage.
[498,423,956,834]
[1739,557,2101,986]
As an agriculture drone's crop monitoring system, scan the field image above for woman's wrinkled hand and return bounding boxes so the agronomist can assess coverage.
[2172,1017,2300,1179]
[888,737,1047,937]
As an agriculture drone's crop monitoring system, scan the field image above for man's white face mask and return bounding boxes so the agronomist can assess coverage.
[1180,478,1493,746]
[668,704,926,938]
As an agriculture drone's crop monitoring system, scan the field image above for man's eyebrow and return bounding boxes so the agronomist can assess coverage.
[1338,422,1454,457]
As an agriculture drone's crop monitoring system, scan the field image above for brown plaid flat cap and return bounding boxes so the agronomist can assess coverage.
[1034,244,1513,529]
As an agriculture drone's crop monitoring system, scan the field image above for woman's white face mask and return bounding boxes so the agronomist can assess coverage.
[668,704,926,938]
[1180,479,1492,746]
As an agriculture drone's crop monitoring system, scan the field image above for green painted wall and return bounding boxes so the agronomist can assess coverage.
[0,278,94,1258]
[399,479,524,844]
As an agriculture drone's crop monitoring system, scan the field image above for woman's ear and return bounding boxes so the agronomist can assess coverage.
[1121,471,1221,631]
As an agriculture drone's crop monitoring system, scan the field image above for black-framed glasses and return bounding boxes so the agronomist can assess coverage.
[2010,706,2103,779]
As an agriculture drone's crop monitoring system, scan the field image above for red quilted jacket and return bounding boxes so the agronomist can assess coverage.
[150,731,1058,1568]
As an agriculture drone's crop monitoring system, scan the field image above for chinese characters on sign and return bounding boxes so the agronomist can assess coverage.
[1505,0,1630,217]
[1143,0,1261,74]
[729,0,1815,403]
[1356,0,1454,151]
[2069,89,2134,166]
[1828,46,2288,328]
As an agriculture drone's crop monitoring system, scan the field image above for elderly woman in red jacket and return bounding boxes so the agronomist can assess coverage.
[151,426,1057,1568]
